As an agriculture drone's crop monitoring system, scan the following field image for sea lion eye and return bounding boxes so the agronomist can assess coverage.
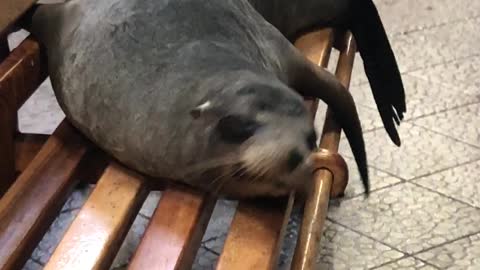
[217,115,260,143]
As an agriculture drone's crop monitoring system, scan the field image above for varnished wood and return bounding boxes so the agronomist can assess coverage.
[0,35,48,194]
[216,194,294,270]
[0,96,16,195]
[14,133,49,173]
[44,163,148,270]
[0,121,91,270]
[291,32,357,270]
[0,35,48,110]
[129,187,216,270]
[0,0,37,37]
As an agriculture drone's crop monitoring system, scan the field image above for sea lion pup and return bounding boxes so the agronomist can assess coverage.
[23,0,369,197]
[248,0,407,146]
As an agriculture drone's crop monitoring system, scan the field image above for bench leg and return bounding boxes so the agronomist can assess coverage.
[0,37,17,196]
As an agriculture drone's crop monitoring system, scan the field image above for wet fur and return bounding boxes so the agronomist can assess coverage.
[24,0,371,197]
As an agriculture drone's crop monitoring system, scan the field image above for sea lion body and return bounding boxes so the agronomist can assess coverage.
[29,0,370,197]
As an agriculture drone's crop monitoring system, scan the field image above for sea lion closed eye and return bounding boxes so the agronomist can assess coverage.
[23,0,370,197]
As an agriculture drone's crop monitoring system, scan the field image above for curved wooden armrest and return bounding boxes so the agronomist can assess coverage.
[311,148,349,198]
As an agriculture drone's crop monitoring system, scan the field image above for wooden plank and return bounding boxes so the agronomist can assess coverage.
[0,35,48,110]
[44,163,148,270]
[129,187,216,270]
[0,121,91,270]
[0,0,37,37]
[14,133,49,173]
[0,35,48,194]
[216,194,294,270]
[291,32,357,270]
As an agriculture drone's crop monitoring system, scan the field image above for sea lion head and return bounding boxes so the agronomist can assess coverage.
[187,71,317,197]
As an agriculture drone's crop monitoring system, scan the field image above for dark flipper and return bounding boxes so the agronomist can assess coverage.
[349,0,406,146]
[291,61,370,195]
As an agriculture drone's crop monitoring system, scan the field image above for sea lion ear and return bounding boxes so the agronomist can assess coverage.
[190,101,213,119]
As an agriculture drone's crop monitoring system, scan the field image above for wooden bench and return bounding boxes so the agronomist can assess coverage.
[0,2,357,269]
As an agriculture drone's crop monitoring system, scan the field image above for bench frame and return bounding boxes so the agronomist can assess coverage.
[0,2,358,270]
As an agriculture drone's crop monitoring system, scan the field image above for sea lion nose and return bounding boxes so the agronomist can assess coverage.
[287,149,304,172]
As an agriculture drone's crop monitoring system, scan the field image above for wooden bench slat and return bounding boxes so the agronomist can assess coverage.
[0,35,48,110]
[292,32,357,270]
[15,133,49,173]
[0,120,91,270]
[44,163,148,270]
[0,35,48,194]
[216,195,294,270]
[0,0,37,37]
[129,187,216,270]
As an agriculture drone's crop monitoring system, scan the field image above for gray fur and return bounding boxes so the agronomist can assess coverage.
[29,0,369,197]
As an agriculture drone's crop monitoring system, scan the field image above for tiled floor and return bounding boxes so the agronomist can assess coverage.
[8,0,480,269]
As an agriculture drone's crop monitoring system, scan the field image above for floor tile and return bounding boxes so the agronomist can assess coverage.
[413,103,480,147]
[339,123,480,180]
[376,256,437,270]
[18,78,65,135]
[416,233,480,270]
[374,0,480,36]
[328,183,480,254]
[315,102,385,134]
[279,213,404,270]
[22,259,44,270]
[191,199,237,269]
[414,160,480,208]
[60,186,93,212]
[340,157,402,198]
[138,190,161,217]
[390,17,480,73]
[111,215,151,269]
[349,75,480,122]
[411,56,480,88]
[192,246,220,270]
[31,209,79,265]
[350,17,480,86]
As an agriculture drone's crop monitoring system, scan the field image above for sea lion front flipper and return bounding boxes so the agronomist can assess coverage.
[289,59,370,194]
[349,0,406,146]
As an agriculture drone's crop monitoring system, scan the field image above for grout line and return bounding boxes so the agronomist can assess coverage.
[60,207,82,214]
[369,255,442,270]
[350,52,480,88]
[30,257,46,267]
[326,219,410,256]
[137,212,153,220]
[202,245,221,256]
[410,231,480,257]
[409,181,480,211]
[389,14,480,38]
[335,181,406,202]
[405,101,480,125]
[328,203,480,270]
[407,158,480,183]
[410,119,480,150]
